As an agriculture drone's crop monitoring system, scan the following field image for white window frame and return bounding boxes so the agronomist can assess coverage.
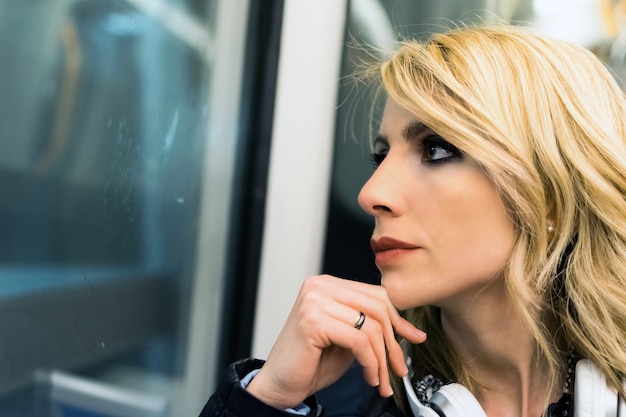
[252,0,349,358]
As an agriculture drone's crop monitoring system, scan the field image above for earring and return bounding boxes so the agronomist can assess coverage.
[547,224,555,233]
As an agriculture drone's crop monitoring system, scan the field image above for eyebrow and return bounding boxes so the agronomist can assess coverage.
[403,122,429,140]
[373,121,430,146]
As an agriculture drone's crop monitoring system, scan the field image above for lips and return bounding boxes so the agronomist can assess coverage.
[370,237,420,265]
[370,236,420,253]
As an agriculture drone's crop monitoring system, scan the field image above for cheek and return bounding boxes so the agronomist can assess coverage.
[437,179,516,277]
[380,167,516,309]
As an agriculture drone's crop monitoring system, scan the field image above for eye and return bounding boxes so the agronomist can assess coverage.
[369,141,389,168]
[421,135,462,163]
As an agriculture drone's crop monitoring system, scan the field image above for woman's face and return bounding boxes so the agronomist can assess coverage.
[358,100,516,311]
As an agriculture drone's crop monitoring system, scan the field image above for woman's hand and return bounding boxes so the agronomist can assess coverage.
[246,274,427,410]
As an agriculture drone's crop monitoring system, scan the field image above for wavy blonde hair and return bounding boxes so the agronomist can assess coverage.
[375,24,626,409]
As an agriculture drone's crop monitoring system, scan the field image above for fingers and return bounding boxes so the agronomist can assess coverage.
[251,274,427,409]
[318,301,393,396]
[355,313,393,396]
[298,275,427,392]
[310,275,426,338]
[318,312,384,388]
[329,276,427,342]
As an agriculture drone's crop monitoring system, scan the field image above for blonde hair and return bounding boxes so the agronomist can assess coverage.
[376,24,626,409]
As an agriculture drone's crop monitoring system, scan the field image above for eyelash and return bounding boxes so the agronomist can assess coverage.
[369,152,386,168]
[369,135,462,168]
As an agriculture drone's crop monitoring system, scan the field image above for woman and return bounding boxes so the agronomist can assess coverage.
[200,24,626,417]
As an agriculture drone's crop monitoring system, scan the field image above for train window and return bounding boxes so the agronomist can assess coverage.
[3,0,622,415]
[0,0,253,415]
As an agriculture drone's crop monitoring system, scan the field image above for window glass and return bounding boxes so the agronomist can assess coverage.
[0,0,246,415]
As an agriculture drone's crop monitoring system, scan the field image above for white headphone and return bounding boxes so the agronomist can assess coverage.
[575,360,625,417]
[403,359,624,417]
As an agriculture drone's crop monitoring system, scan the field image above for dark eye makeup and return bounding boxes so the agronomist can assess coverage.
[420,135,463,163]
[369,149,387,168]
[369,134,462,168]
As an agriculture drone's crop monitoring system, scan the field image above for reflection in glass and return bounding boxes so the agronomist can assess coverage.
[0,0,219,415]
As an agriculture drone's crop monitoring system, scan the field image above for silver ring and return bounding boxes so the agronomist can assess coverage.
[354,312,366,330]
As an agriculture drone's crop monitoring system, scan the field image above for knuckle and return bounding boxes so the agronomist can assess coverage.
[299,287,322,306]
[302,275,328,292]
[298,304,323,327]
[373,298,387,313]
[301,275,319,289]
[300,276,326,300]
[373,285,389,299]
[367,299,388,321]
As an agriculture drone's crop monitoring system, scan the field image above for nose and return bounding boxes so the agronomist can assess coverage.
[357,157,406,217]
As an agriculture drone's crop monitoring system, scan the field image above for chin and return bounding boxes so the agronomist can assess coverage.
[381,274,444,311]
[381,279,422,311]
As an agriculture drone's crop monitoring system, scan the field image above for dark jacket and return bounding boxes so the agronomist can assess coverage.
[198,359,404,417]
